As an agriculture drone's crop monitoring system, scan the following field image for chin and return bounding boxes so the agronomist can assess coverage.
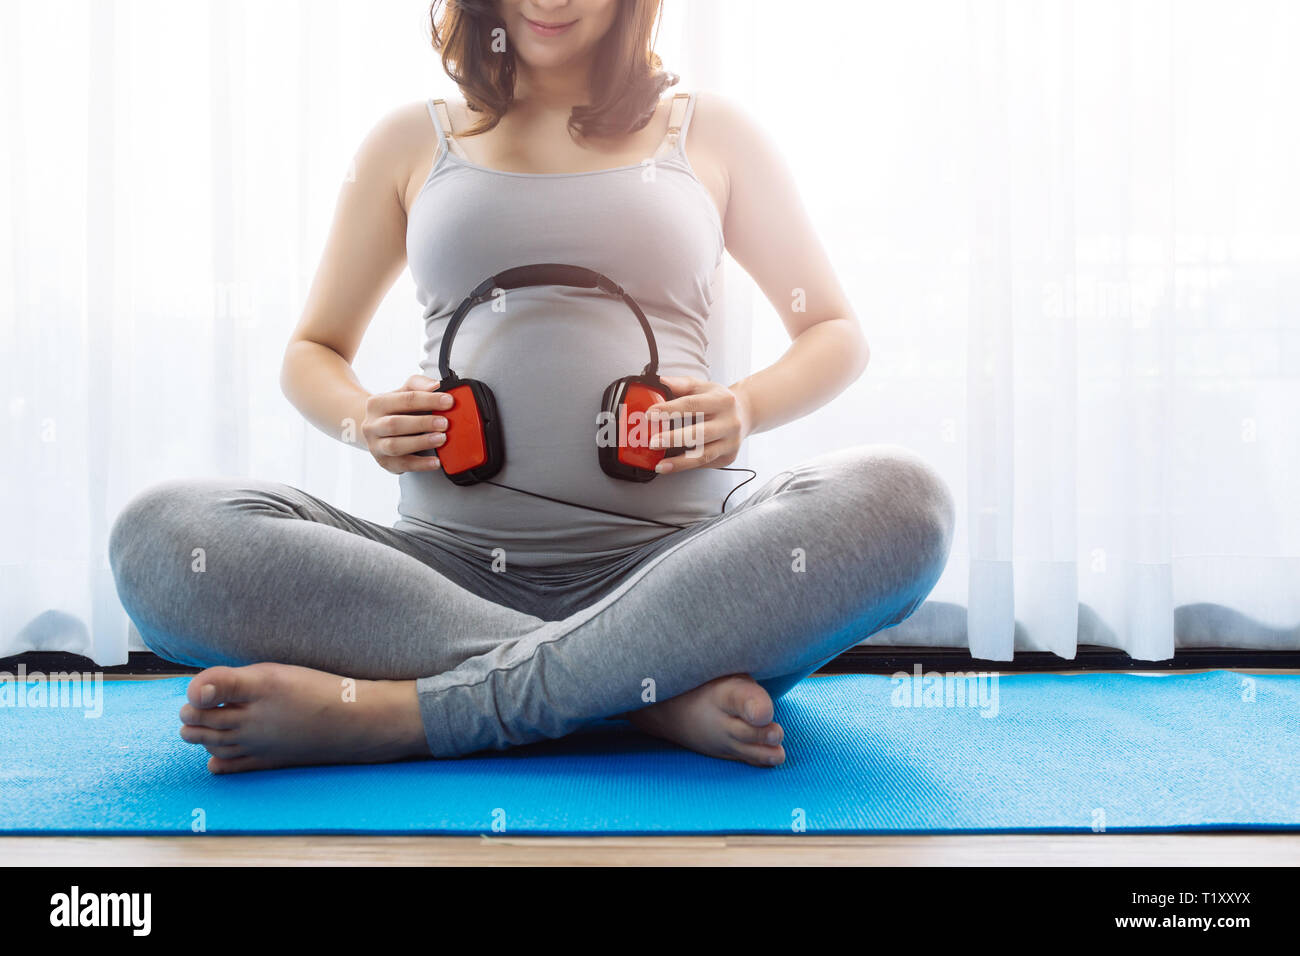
[515,42,583,70]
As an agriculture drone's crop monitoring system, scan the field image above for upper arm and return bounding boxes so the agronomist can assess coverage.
[693,93,861,344]
[286,102,433,364]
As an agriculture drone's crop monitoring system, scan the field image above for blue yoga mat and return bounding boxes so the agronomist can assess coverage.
[1,670,1297,834]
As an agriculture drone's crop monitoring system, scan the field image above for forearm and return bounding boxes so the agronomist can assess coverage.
[730,317,869,435]
[280,339,372,447]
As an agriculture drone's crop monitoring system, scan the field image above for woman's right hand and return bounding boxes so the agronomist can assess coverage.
[361,374,453,474]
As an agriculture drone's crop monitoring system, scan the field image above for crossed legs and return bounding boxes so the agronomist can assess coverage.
[109,444,954,771]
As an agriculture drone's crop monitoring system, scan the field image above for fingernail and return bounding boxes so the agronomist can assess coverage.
[766,730,780,744]
[433,417,448,430]
[655,462,672,473]
[200,684,216,706]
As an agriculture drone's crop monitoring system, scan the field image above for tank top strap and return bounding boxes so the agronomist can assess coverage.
[428,98,467,160]
[660,91,692,154]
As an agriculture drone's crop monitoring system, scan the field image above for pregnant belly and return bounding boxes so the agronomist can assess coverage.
[397,290,731,566]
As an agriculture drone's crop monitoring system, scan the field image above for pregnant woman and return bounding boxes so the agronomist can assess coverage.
[109,0,955,773]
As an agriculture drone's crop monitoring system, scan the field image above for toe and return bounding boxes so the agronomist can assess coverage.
[179,724,239,749]
[179,702,243,729]
[187,666,258,708]
[208,754,275,775]
[717,675,775,727]
[727,717,783,746]
[203,741,247,758]
[731,741,786,768]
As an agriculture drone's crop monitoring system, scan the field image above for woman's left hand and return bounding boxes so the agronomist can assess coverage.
[647,376,754,473]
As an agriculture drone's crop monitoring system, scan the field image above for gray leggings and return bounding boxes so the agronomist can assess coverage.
[108,444,955,757]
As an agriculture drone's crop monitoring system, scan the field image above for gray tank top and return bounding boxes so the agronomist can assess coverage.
[398,92,731,567]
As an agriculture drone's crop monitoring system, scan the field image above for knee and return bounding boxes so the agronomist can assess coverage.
[822,444,956,581]
[108,479,231,621]
[108,480,239,665]
[109,480,211,575]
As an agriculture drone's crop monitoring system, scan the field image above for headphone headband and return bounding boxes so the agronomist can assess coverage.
[438,264,660,382]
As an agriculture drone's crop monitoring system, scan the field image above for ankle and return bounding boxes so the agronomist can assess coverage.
[363,679,428,759]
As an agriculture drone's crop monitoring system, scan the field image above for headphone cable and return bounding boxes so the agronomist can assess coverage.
[718,466,758,512]
[482,466,758,531]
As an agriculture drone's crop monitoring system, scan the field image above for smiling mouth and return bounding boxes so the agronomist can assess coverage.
[524,16,578,37]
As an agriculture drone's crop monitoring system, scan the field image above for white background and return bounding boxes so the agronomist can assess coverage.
[2,0,1298,663]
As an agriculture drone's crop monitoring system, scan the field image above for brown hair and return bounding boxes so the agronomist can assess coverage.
[428,0,678,140]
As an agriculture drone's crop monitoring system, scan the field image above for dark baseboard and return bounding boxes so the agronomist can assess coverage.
[829,644,1300,673]
[1,651,200,675]
[2,645,1298,677]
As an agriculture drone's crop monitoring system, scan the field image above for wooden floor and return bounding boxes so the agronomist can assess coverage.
[8,669,1294,866]
[3,833,1297,866]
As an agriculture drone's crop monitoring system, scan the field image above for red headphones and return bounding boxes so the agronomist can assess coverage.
[422,263,684,486]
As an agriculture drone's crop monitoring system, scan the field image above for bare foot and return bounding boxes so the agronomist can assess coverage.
[629,674,786,767]
[178,662,427,774]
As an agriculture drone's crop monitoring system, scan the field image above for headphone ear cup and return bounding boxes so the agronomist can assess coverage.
[433,379,505,485]
[598,375,673,482]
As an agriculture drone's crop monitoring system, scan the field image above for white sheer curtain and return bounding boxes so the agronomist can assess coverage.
[2,0,1297,665]
[689,0,1300,660]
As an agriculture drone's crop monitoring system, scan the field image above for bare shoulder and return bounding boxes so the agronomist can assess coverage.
[350,100,441,212]
[362,100,438,162]
[687,91,779,168]
[680,91,781,219]
[687,91,764,138]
